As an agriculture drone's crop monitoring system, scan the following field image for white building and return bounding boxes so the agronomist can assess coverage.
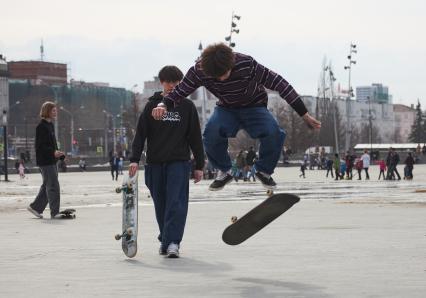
[267,91,415,144]
[356,83,391,104]
[393,104,417,143]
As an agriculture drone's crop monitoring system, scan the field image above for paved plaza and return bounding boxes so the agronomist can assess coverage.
[0,165,425,297]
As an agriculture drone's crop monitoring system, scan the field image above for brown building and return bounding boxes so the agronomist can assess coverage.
[8,61,67,85]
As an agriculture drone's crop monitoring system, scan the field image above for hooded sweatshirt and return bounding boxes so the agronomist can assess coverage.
[129,92,204,170]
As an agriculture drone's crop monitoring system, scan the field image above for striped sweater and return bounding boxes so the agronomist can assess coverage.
[164,52,308,116]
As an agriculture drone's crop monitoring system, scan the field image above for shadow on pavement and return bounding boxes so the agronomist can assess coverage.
[234,277,330,298]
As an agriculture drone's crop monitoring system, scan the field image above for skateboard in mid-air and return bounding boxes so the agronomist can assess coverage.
[222,193,300,245]
[115,173,138,258]
[58,208,76,219]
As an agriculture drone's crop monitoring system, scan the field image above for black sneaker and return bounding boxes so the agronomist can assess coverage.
[255,171,277,190]
[159,244,167,256]
[209,171,233,191]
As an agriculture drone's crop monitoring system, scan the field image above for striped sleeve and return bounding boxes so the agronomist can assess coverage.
[252,59,308,116]
[164,66,202,105]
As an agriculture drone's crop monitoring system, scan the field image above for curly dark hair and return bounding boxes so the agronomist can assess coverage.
[158,65,184,82]
[200,43,235,78]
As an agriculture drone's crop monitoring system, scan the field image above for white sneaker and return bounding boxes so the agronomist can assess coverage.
[166,243,180,258]
[216,170,230,180]
[27,206,43,219]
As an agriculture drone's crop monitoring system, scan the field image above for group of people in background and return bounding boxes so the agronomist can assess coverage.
[231,147,258,182]
[305,147,417,181]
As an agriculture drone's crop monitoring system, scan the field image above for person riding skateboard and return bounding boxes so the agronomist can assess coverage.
[27,101,65,219]
[129,66,204,258]
[151,43,321,191]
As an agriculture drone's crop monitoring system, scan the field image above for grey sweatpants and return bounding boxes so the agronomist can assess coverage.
[30,164,60,216]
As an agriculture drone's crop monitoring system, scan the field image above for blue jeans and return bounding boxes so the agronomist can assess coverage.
[203,106,285,175]
[144,161,190,247]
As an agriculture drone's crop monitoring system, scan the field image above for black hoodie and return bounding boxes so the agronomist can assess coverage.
[35,119,58,166]
[129,92,204,170]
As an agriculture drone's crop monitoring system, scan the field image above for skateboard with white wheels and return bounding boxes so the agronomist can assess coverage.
[58,208,76,219]
[222,193,300,245]
[115,173,138,258]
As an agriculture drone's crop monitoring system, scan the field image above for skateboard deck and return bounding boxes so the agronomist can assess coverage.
[58,208,76,219]
[115,173,138,258]
[222,193,300,245]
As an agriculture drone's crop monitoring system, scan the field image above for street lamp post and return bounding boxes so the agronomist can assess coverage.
[2,110,8,181]
[131,84,138,129]
[224,11,241,48]
[103,111,109,158]
[197,42,208,130]
[59,106,74,156]
[8,100,20,136]
[368,96,373,154]
[327,67,339,153]
[344,43,357,151]
[103,110,119,157]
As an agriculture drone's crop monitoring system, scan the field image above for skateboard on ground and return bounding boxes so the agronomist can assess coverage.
[58,208,76,219]
[114,173,138,258]
[222,193,300,245]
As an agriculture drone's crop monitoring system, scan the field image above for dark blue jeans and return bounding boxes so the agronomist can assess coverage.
[203,106,285,175]
[144,161,190,247]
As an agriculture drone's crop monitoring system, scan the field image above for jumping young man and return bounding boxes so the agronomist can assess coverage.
[129,66,204,258]
[151,43,321,191]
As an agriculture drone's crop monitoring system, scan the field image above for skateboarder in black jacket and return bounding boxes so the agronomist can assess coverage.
[129,66,204,258]
[27,101,65,219]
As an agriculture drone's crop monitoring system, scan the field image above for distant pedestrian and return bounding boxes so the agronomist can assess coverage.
[79,158,86,171]
[355,157,363,180]
[235,150,246,181]
[246,147,257,182]
[325,157,334,178]
[27,101,65,219]
[416,144,421,155]
[118,156,124,174]
[333,154,341,181]
[110,153,119,180]
[404,152,414,180]
[340,158,346,179]
[360,150,370,180]
[377,159,387,180]
[18,159,26,179]
[299,162,306,178]
[345,151,354,180]
[387,148,401,180]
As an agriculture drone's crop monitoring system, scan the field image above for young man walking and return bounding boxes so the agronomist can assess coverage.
[129,66,204,258]
[151,43,321,191]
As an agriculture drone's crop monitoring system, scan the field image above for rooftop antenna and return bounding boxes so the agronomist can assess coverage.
[40,39,44,61]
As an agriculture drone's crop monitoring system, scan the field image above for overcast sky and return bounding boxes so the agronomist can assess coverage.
[1,0,425,107]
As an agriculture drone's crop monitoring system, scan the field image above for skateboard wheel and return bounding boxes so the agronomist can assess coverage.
[115,234,121,240]
[267,189,274,196]
[127,228,133,236]
[115,187,122,193]
[231,216,238,223]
